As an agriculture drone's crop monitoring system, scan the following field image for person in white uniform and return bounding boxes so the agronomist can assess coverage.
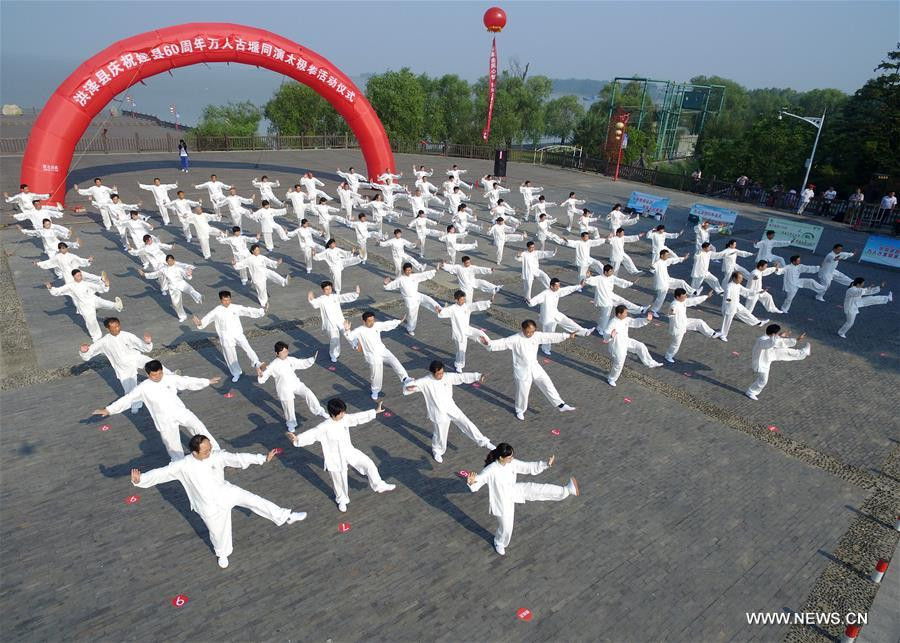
[193,290,264,382]
[488,217,525,265]
[251,176,283,207]
[717,272,769,342]
[5,184,50,212]
[479,319,577,420]
[195,175,232,216]
[257,341,328,431]
[407,210,441,259]
[343,311,412,399]
[438,289,492,372]
[536,212,563,251]
[693,220,711,253]
[690,242,726,294]
[217,187,255,227]
[754,229,793,267]
[138,178,177,224]
[815,243,855,300]
[35,242,102,284]
[404,360,495,463]
[647,225,682,264]
[837,278,892,338]
[337,167,370,193]
[608,228,644,275]
[285,398,395,512]
[46,270,122,339]
[439,224,478,265]
[248,201,289,251]
[383,265,442,335]
[467,443,578,556]
[649,250,693,316]
[516,241,555,300]
[379,228,424,277]
[74,178,116,229]
[745,259,784,314]
[233,245,289,309]
[187,207,223,259]
[746,324,811,400]
[561,231,607,280]
[601,306,663,386]
[584,263,645,327]
[19,219,79,260]
[340,212,381,264]
[528,278,595,355]
[519,180,544,219]
[140,255,202,322]
[131,434,306,569]
[780,254,827,313]
[664,288,718,362]
[79,317,158,413]
[93,360,221,459]
[718,239,754,289]
[560,192,586,232]
[312,239,362,294]
[286,218,326,274]
[218,226,259,285]
[337,182,368,219]
[166,191,201,242]
[284,184,308,220]
[484,181,510,209]
[13,200,64,230]
[440,255,502,302]
[300,172,333,202]
[308,281,359,362]
[606,203,639,234]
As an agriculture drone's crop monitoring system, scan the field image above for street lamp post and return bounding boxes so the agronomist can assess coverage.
[779,107,826,194]
[613,113,630,181]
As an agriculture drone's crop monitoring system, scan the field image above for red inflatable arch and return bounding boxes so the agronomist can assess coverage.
[20,23,395,205]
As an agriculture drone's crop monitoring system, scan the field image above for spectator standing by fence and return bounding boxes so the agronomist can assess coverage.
[877,191,896,228]
[797,184,815,215]
[178,139,189,173]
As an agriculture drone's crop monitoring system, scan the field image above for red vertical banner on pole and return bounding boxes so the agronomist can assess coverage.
[482,38,498,142]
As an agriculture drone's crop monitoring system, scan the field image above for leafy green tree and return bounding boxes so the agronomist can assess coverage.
[264,82,348,135]
[194,101,261,137]
[365,68,426,143]
[544,95,586,144]
[420,74,477,143]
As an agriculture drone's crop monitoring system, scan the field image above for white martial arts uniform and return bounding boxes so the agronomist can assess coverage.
[536,217,563,251]
[138,182,177,224]
[484,185,510,209]
[284,189,308,220]
[13,205,63,229]
[438,300,491,371]
[338,169,370,193]
[407,216,441,258]
[665,295,715,360]
[286,225,326,273]
[718,281,763,340]
[468,458,570,551]
[76,185,115,228]
[693,223,710,253]
[781,262,827,313]
[584,272,644,327]
[608,234,643,275]
[338,186,367,219]
[197,303,264,379]
[37,251,102,285]
[233,254,286,308]
[168,197,201,241]
[447,168,472,189]
[441,262,499,302]
[648,229,681,263]
[754,237,792,267]
[249,206,289,250]
[105,200,141,248]
[517,249,554,300]
[483,331,569,416]
[379,237,424,276]
[81,330,157,411]
[816,251,855,296]
[187,210,222,259]
[650,255,692,314]
[746,335,811,398]
[838,285,891,337]
[404,371,493,459]
[218,194,255,226]
[602,314,661,385]
[745,266,784,314]
[607,208,639,234]
[313,247,362,294]
[132,450,292,558]
[257,354,326,430]
[22,224,76,259]
[291,409,392,507]
[529,285,593,354]
[560,197,586,231]
[252,179,283,207]
[6,190,50,212]
[144,264,202,321]
[195,180,232,216]
[311,203,345,241]
[719,247,754,289]
[106,373,220,459]
[519,184,543,218]
[439,231,477,265]
[300,176,330,202]
[48,280,119,340]
[452,207,482,235]
[343,319,410,396]
[309,291,359,361]
[690,248,726,294]
[564,237,607,280]
[345,219,381,263]
[217,234,256,283]
[383,270,441,334]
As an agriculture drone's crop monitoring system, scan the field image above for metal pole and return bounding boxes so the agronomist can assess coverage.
[614,136,624,181]
[799,108,825,193]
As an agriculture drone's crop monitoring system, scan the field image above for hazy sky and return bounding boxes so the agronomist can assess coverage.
[1,0,897,124]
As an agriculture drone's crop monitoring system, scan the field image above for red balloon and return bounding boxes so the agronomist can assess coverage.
[20,23,396,205]
[483,7,507,33]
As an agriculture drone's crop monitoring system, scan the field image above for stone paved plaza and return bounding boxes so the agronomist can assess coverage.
[1,149,898,641]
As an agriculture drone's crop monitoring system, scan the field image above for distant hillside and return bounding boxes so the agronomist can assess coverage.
[551,78,608,97]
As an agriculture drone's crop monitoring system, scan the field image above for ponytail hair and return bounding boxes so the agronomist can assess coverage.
[485,442,514,466]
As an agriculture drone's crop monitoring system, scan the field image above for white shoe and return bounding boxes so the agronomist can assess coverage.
[338,502,347,512]
[217,556,229,569]
[558,403,576,413]
[131,405,140,414]
[287,423,297,433]
[888,291,893,302]
[371,391,379,400]
[241,279,248,285]
[494,544,506,556]
[283,275,290,287]
[231,373,241,382]
[330,356,338,363]
[718,336,728,342]
[433,452,443,463]
[286,511,307,524]
[815,295,825,302]
[665,356,675,363]
[648,361,663,368]
[515,411,525,421]
[838,332,846,339]
[541,349,552,356]
[376,483,396,493]
[455,365,463,373]
[607,378,616,387]
[177,314,187,323]
[757,319,770,327]
[579,326,596,336]
[402,376,414,385]
[408,331,415,336]
[114,296,124,312]
[745,392,758,401]
[566,477,580,497]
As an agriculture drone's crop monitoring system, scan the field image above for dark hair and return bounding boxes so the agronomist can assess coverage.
[613,203,621,209]
[521,319,537,330]
[851,277,865,287]
[393,228,402,235]
[446,224,454,232]
[232,226,241,233]
[485,442,514,465]
[103,317,119,328]
[616,227,624,234]
[250,244,260,253]
[219,290,231,300]
[326,239,337,248]
[454,289,465,300]
[429,360,444,374]
[261,199,270,207]
[659,249,669,258]
[320,280,333,290]
[603,264,614,273]
[765,229,775,236]
[362,311,375,321]
[93,177,102,182]
[460,255,471,262]
[766,324,781,335]
[142,234,151,243]
[701,241,711,249]
[57,241,67,249]
[580,231,590,238]
[833,243,843,250]
[144,360,163,374]
[188,434,209,453]
[614,304,627,315]
[20,183,27,189]
[165,254,175,261]
[549,277,561,286]
[402,262,413,271]
[71,269,81,277]
[274,341,289,353]
[674,287,687,298]
[358,213,366,220]
[726,239,737,247]
[756,260,768,269]
[110,194,119,200]
[526,241,535,248]
[789,255,800,263]
[655,225,665,231]
[327,398,347,418]
[568,191,575,197]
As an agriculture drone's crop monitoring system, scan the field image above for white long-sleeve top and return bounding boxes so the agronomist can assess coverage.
[447,168,468,184]
[145,264,191,291]
[488,223,516,245]
[107,373,210,420]
[252,179,281,200]
[441,263,493,292]
[754,237,792,262]
[782,263,819,291]
[124,217,154,240]
[651,256,685,289]
[403,371,480,422]
[284,190,307,214]
[484,331,568,379]
[720,248,754,277]
[77,185,115,205]
[24,224,70,255]
[49,280,109,314]
[198,304,263,342]
[748,266,783,293]
[288,226,324,249]
[565,238,606,267]
[312,204,343,228]
[251,206,286,233]
[133,450,266,516]
[536,218,559,241]
[694,223,710,249]
[138,182,177,207]
[384,270,435,300]
[379,237,416,262]
[438,300,491,342]
[608,234,640,261]
[81,331,153,379]
[668,295,709,334]
[469,458,549,516]
[531,201,557,218]
[519,185,543,204]
[106,201,140,225]
[843,285,881,314]
[343,319,402,361]
[529,285,581,324]
[257,354,316,397]
[218,234,256,259]
[649,230,680,257]
[517,250,554,280]
[300,176,324,197]
[818,251,854,279]
[37,251,91,283]
[439,231,470,252]
[14,206,63,229]
[309,291,358,331]
[584,273,633,307]
[219,194,255,220]
[362,200,394,223]
[413,167,433,181]
[338,170,368,191]
[338,186,366,212]
[607,209,638,232]
[751,335,798,373]
[491,202,517,219]
[406,216,437,236]
[6,190,50,211]
[292,409,377,472]
[131,238,172,269]
[349,220,379,244]
[195,180,231,202]
[313,246,355,275]
[691,248,727,277]
[603,315,650,357]
[168,198,200,219]
[560,197,586,218]
[722,281,752,313]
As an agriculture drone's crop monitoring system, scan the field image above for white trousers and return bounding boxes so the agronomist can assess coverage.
[651,279,693,313]
[328,449,386,505]
[612,253,641,275]
[447,242,477,265]
[261,224,289,250]
[541,315,588,354]
[596,296,642,327]
[745,291,781,314]
[157,410,220,460]
[515,366,564,415]
[405,294,441,333]
[838,296,890,335]
[330,256,363,293]
[719,305,762,339]
[453,328,489,370]
[279,382,326,429]
[495,234,525,264]
[781,279,826,312]
[691,271,723,293]
[523,270,551,300]
[392,253,424,277]
[608,340,656,384]
[819,270,853,291]
[80,299,118,340]
[367,350,408,394]
[665,319,715,359]
[431,409,492,457]
[221,334,261,377]
[746,345,810,396]
[156,201,171,225]
[251,270,287,307]
[494,483,570,549]
[202,486,290,558]
[169,284,202,320]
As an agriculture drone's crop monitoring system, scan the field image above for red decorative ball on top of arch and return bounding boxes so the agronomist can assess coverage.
[483,7,507,33]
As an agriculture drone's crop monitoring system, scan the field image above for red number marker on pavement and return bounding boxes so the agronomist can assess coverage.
[171,594,189,608]
[411,345,420,351]
[328,366,336,371]
[516,607,533,622]
[338,522,351,533]
[272,447,283,456]
[623,397,633,404]
[767,425,779,433]
[472,382,481,388]
[124,495,140,505]
[458,470,469,478]
[683,372,692,377]
[731,351,740,357]
[542,358,551,364]
[223,392,235,398]
[383,411,393,418]
[550,429,560,436]
[100,424,111,432]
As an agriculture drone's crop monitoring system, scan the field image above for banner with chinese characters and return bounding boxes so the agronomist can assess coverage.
[482,38,497,142]
[764,216,823,253]
[626,191,669,218]
[689,203,738,234]
[859,234,900,269]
